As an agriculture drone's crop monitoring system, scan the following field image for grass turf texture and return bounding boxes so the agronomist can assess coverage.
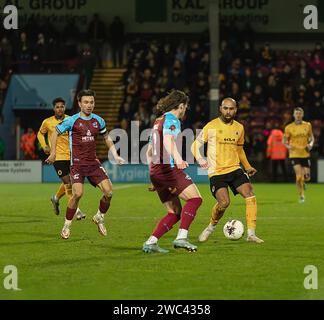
[0,183,323,300]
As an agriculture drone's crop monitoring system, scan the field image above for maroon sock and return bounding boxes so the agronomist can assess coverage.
[99,197,110,214]
[66,207,77,221]
[152,213,180,239]
[180,198,202,230]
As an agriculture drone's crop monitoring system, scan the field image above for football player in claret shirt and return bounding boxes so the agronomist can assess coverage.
[283,107,314,203]
[37,97,85,219]
[46,90,125,239]
[143,90,203,253]
[192,98,264,244]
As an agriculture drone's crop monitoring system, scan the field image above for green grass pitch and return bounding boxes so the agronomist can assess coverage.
[0,183,323,300]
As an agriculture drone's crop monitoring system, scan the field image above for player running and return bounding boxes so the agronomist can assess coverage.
[143,90,203,253]
[37,97,85,220]
[46,90,125,239]
[192,98,264,244]
[283,107,314,203]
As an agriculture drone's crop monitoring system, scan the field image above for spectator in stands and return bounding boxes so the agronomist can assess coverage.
[109,16,125,68]
[20,128,37,160]
[88,13,106,68]
[0,36,13,74]
[15,32,31,72]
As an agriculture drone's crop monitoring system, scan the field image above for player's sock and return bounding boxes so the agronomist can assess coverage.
[210,203,226,226]
[66,207,77,221]
[152,212,180,240]
[246,196,257,236]
[64,219,72,228]
[145,236,159,245]
[177,197,202,239]
[64,184,73,200]
[300,176,305,197]
[55,183,66,200]
[296,175,303,197]
[95,197,111,219]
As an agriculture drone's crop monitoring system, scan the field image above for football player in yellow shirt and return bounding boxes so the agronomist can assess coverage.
[283,107,314,203]
[37,97,85,219]
[191,98,263,243]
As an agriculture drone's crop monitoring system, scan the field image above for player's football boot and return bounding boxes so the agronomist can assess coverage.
[50,195,60,215]
[92,215,107,236]
[198,225,216,242]
[173,239,198,252]
[142,243,169,253]
[299,196,305,204]
[246,235,264,243]
[61,226,70,240]
[76,209,86,221]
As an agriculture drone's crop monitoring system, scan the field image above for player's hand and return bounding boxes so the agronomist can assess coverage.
[176,160,189,170]
[148,184,156,192]
[45,153,56,165]
[43,146,50,155]
[115,156,126,165]
[306,144,313,152]
[246,167,257,177]
[198,158,209,170]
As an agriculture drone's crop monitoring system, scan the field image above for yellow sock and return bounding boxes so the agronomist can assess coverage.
[210,203,226,226]
[246,196,257,231]
[296,176,304,197]
[300,176,305,197]
[55,183,66,200]
[64,184,73,201]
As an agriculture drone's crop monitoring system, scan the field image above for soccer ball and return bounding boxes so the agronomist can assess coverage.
[223,220,244,240]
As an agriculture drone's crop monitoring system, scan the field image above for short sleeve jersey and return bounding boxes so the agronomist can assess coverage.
[56,113,107,166]
[150,112,181,169]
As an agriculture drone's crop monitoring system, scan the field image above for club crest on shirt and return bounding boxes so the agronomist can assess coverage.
[170,125,176,131]
[93,122,98,128]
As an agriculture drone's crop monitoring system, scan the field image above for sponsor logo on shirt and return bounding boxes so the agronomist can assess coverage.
[82,130,95,142]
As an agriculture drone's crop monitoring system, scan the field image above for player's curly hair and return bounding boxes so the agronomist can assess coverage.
[155,90,189,115]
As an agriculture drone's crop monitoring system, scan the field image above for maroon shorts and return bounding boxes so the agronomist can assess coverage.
[70,164,109,187]
[150,167,194,203]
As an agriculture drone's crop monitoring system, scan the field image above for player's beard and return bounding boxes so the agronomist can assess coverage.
[221,115,235,124]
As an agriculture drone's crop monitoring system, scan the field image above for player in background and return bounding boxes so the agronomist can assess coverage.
[46,90,125,239]
[143,90,203,253]
[37,97,85,220]
[192,98,264,244]
[283,107,314,203]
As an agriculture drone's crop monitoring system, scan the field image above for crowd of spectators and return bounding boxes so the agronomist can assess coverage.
[119,24,324,162]
[0,14,125,122]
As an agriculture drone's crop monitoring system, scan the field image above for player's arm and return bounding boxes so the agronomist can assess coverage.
[103,133,125,165]
[46,130,59,164]
[163,134,188,170]
[283,128,293,151]
[191,126,209,169]
[307,124,315,152]
[146,143,156,192]
[237,146,257,176]
[46,118,72,164]
[237,128,257,176]
[37,120,50,154]
[146,143,153,166]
